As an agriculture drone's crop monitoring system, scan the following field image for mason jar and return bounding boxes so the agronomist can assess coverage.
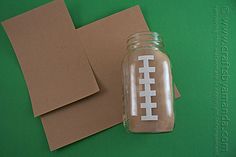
[122,32,174,133]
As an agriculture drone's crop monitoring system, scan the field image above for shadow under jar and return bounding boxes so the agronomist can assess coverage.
[122,32,174,133]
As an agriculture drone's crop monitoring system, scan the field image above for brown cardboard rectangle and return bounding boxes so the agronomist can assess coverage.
[41,4,181,150]
[2,0,99,117]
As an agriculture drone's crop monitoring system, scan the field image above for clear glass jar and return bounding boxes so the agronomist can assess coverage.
[122,32,174,133]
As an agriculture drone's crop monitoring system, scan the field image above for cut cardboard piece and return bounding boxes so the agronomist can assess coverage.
[2,0,99,117]
[41,5,180,151]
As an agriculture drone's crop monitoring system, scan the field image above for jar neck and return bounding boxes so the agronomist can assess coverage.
[127,32,164,52]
